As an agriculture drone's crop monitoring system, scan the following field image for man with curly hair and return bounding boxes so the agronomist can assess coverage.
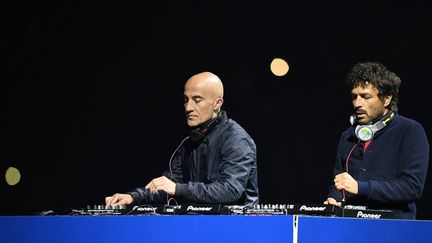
[324,62,429,219]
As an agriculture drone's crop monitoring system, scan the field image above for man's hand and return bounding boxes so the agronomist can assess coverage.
[323,197,342,207]
[334,172,358,194]
[105,193,133,206]
[145,176,176,195]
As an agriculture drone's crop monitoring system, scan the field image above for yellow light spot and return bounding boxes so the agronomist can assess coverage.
[5,167,21,186]
[270,58,289,76]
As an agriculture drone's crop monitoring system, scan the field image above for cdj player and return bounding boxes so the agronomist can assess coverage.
[67,203,395,219]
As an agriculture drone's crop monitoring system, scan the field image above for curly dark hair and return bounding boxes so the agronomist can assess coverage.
[346,62,401,112]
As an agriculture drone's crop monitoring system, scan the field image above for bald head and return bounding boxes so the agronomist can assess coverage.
[183,72,224,127]
[185,72,224,99]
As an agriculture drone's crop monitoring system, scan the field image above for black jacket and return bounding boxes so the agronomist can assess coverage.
[129,111,259,206]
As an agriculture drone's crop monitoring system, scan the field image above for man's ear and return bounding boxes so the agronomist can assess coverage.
[214,97,224,111]
[384,95,392,107]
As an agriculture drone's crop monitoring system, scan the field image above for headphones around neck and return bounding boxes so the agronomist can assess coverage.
[350,111,395,142]
[188,112,223,141]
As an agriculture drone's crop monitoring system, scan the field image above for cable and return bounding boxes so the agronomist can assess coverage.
[168,136,190,179]
[342,142,358,205]
[166,136,190,205]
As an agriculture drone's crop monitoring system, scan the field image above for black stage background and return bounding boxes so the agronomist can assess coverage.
[2,1,432,219]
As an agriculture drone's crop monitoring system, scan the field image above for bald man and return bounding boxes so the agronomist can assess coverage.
[105,72,259,206]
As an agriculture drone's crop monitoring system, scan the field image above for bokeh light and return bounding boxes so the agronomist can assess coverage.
[5,167,21,186]
[270,58,289,76]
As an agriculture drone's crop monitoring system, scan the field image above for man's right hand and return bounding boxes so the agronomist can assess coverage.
[323,197,342,207]
[105,193,133,206]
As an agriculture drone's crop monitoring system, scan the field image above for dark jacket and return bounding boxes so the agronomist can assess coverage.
[328,114,429,219]
[129,111,259,206]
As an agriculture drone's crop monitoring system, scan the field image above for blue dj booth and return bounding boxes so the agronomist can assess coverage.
[1,215,432,243]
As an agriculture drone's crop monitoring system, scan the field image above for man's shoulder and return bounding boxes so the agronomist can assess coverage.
[219,118,256,151]
[393,114,425,130]
[388,114,429,143]
[225,118,250,133]
[340,126,355,139]
[218,117,254,141]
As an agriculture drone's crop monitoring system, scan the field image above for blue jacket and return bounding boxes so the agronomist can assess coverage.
[328,114,429,219]
[129,111,259,206]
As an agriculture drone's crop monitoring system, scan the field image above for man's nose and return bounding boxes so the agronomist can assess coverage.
[353,97,363,108]
[185,100,194,112]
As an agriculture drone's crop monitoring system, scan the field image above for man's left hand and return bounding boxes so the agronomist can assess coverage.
[334,172,358,194]
[145,176,176,195]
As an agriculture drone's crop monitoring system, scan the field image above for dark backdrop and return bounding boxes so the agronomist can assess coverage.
[2,1,431,219]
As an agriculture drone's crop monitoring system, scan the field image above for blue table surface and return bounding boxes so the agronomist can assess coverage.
[1,215,431,243]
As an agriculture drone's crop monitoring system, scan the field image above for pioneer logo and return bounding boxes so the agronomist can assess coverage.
[186,206,213,212]
[137,206,157,212]
[356,211,382,219]
[299,205,327,211]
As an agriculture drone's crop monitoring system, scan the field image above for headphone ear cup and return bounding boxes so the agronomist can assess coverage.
[355,125,361,138]
[355,125,365,141]
[188,111,223,141]
[189,128,204,141]
[355,125,374,142]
